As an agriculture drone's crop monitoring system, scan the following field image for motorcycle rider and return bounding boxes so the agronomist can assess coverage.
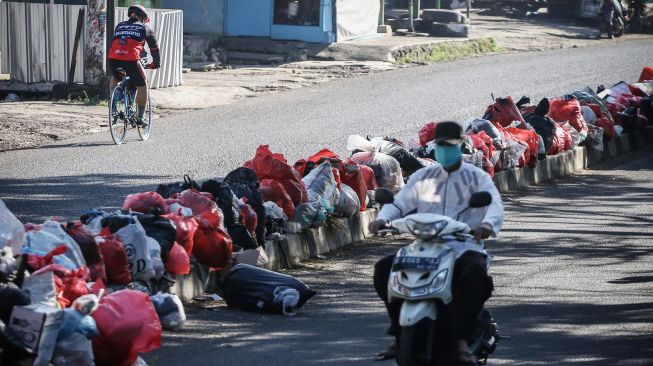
[369,121,504,365]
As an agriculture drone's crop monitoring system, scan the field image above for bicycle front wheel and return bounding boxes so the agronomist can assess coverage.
[109,86,128,144]
[137,91,152,141]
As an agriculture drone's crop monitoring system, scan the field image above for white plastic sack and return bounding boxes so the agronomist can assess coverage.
[302,161,340,211]
[503,140,527,170]
[562,122,582,148]
[464,118,503,141]
[23,221,87,269]
[334,184,361,218]
[264,201,287,221]
[115,218,155,282]
[151,292,186,331]
[581,106,597,125]
[146,236,164,280]
[346,134,375,152]
[51,333,94,366]
[586,124,605,151]
[0,200,24,252]
[614,125,624,136]
[350,151,404,192]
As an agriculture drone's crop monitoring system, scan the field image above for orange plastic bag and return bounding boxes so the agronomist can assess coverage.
[483,97,526,128]
[165,242,190,275]
[162,212,198,255]
[339,161,368,211]
[176,189,218,216]
[91,290,162,366]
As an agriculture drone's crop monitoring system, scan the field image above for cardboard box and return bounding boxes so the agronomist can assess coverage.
[8,304,64,366]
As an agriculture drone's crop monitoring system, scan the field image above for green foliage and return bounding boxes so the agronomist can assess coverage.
[392,38,504,65]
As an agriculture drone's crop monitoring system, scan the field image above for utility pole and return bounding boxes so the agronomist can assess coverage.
[84,0,107,87]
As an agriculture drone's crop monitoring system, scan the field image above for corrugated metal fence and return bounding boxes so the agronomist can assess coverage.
[0,3,86,83]
[0,3,182,88]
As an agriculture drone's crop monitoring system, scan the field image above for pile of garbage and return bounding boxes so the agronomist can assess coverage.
[0,70,651,365]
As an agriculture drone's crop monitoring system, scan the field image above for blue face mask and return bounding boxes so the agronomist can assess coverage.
[434,144,462,168]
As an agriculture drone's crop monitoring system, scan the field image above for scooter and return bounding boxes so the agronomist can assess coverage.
[375,188,501,366]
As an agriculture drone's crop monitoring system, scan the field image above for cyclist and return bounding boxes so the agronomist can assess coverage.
[108,5,160,126]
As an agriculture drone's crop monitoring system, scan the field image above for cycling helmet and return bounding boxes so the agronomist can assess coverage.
[128,5,150,23]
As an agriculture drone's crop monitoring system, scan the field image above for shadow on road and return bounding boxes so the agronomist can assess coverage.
[0,173,170,222]
[492,301,653,365]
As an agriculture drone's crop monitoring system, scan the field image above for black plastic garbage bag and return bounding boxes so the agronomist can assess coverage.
[523,98,557,154]
[221,264,316,314]
[376,138,426,177]
[156,174,201,199]
[224,168,266,246]
[129,213,177,262]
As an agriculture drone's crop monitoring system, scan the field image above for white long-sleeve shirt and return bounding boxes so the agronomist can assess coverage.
[377,162,504,259]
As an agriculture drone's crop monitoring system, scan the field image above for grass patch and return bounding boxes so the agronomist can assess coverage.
[392,37,504,65]
[70,90,108,106]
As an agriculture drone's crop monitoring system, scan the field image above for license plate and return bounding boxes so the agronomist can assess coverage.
[392,256,441,271]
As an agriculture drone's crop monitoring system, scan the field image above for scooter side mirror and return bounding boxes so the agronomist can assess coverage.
[374,187,395,205]
[469,191,492,208]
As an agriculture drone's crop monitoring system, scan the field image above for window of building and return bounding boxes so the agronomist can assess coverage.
[273,0,320,26]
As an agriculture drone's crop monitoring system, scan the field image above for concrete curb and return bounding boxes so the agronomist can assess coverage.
[171,128,652,303]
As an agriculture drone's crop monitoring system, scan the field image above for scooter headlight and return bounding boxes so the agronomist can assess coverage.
[405,219,448,240]
[428,269,449,293]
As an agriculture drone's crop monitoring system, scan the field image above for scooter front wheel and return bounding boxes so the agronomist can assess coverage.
[396,311,457,366]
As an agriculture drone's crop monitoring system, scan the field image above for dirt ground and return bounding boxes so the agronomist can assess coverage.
[1,9,651,152]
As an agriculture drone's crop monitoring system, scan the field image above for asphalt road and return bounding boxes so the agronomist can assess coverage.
[143,150,653,366]
[0,40,652,221]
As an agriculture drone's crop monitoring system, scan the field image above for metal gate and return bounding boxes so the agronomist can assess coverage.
[0,2,86,83]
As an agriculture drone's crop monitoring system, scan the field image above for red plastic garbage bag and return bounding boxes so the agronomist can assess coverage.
[27,245,68,271]
[293,159,309,177]
[505,127,539,167]
[586,104,617,139]
[483,97,526,128]
[65,221,106,281]
[176,189,218,216]
[238,203,258,235]
[165,242,190,275]
[339,161,368,211]
[162,212,198,255]
[92,290,162,366]
[122,192,168,214]
[502,130,530,167]
[418,122,438,146]
[548,97,589,136]
[97,234,132,285]
[245,145,307,204]
[308,149,341,164]
[639,66,653,82]
[359,164,378,190]
[192,221,233,269]
[468,131,494,159]
[259,179,295,218]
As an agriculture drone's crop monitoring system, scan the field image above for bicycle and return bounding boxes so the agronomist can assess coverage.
[108,61,153,144]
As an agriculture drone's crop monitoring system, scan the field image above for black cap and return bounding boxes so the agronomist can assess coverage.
[434,121,463,145]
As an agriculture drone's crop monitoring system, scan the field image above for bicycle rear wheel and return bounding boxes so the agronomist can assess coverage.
[137,91,152,141]
[109,86,128,144]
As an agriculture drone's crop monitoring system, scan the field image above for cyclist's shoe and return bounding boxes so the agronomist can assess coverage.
[135,117,148,127]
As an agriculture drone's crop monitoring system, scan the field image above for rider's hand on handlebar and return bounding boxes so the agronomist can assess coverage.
[369,219,390,235]
[473,223,493,243]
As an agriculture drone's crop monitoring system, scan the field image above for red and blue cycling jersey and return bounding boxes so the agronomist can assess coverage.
[109,18,160,63]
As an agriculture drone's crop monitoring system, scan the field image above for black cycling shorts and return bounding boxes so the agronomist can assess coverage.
[108,59,147,87]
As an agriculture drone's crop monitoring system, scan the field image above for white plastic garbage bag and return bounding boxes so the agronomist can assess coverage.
[562,122,582,148]
[503,140,527,170]
[264,201,287,221]
[23,221,86,269]
[146,236,164,280]
[273,286,300,317]
[334,184,360,218]
[0,200,24,252]
[302,161,339,212]
[150,292,186,330]
[581,106,597,125]
[115,218,155,282]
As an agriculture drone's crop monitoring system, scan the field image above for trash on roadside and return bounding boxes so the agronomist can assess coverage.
[150,292,186,330]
